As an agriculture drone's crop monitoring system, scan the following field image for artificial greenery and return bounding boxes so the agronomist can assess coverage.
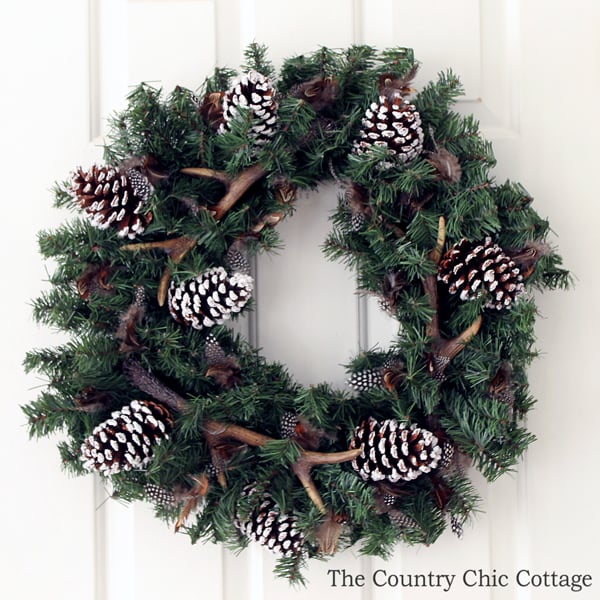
[24,43,569,583]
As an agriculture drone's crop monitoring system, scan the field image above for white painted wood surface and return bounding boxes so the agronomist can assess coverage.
[3,1,599,599]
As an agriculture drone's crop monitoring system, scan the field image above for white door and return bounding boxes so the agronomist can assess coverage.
[4,1,599,599]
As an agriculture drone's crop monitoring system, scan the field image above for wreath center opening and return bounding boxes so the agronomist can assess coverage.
[254,183,358,386]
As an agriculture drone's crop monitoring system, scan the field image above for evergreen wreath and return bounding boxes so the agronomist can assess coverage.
[24,44,570,583]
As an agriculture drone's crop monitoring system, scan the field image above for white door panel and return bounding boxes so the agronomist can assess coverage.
[6,1,599,599]
[3,3,98,600]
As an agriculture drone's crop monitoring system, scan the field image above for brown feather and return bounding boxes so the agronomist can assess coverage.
[346,182,371,220]
[507,241,552,279]
[205,335,242,389]
[74,387,113,412]
[430,474,454,510]
[316,512,347,555]
[174,475,210,532]
[199,91,225,129]
[489,361,515,412]
[122,155,169,188]
[76,264,114,300]
[379,63,420,99]
[427,147,462,183]
[273,177,297,204]
[116,289,147,353]
[291,416,328,451]
[292,76,339,111]
[381,271,408,313]
[205,358,243,389]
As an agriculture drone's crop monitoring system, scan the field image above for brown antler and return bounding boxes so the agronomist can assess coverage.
[121,164,267,304]
[121,236,197,306]
[203,419,359,514]
[423,217,483,380]
[124,361,359,513]
[181,163,267,220]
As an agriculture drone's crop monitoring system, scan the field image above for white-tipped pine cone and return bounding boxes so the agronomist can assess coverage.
[167,267,253,330]
[80,400,173,475]
[438,237,525,310]
[71,165,153,239]
[219,71,278,147]
[350,417,441,482]
[353,94,424,168]
[234,486,304,557]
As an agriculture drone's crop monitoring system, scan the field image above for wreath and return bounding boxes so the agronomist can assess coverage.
[24,44,569,583]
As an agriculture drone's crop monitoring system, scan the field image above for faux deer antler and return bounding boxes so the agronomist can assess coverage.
[203,419,359,514]
[121,164,267,304]
[423,217,483,380]
[121,236,197,306]
[180,164,267,220]
[124,360,359,514]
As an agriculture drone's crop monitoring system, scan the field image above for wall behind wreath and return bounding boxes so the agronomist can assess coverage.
[1,1,598,599]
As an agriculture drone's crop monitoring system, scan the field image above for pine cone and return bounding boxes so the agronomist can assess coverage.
[352,94,424,168]
[71,165,153,239]
[80,400,173,475]
[167,267,253,330]
[219,71,278,148]
[350,417,442,482]
[438,237,525,310]
[234,486,304,557]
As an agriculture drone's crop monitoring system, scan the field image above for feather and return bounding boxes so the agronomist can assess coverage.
[291,76,339,111]
[199,91,225,129]
[290,415,328,451]
[74,387,113,412]
[116,287,147,353]
[175,474,210,532]
[379,63,420,100]
[204,334,243,389]
[76,264,114,299]
[427,147,462,183]
[316,512,347,555]
[507,241,552,279]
